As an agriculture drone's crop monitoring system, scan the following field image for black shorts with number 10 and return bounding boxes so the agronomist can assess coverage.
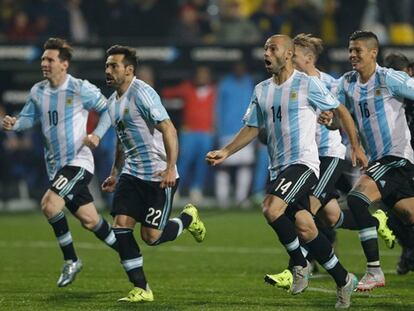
[111,173,178,230]
[50,165,94,214]
[266,164,318,214]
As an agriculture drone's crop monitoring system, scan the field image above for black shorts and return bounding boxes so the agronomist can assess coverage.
[111,174,178,230]
[50,166,93,214]
[312,157,345,207]
[266,165,317,214]
[365,156,414,207]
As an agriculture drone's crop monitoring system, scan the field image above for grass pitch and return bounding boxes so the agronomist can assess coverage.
[0,209,413,310]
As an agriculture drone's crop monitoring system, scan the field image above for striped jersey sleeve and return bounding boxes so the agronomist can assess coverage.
[80,80,107,112]
[13,85,41,131]
[308,76,340,111]
[385,68,414,100]
[134,84,169,125]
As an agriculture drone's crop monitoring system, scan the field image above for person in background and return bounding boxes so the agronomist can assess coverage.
[215,61,255,208]
[162,65,216,203]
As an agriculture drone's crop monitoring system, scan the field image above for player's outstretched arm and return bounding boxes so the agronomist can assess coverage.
[206,125,259,166]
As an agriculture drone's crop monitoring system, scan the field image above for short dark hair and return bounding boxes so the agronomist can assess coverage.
[43,37,73,62]
[106,45,138,73]
[384,52,410,71]
[349,30,379,49]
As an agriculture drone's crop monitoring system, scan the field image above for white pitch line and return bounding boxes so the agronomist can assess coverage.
[307,287,390,298]
[0,240,401,257]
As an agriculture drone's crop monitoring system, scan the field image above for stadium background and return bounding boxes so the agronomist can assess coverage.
[1,1,414,311]
[1,0,414,210]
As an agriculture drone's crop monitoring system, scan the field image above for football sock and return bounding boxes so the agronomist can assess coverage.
[306,233,348,287]
[150,217,186,245]
[92,217,119,251]
[269,215,307,267]
[348,191,380,262]
[113,228,147,289]
[48,211,77,261]
[333,210,358,230]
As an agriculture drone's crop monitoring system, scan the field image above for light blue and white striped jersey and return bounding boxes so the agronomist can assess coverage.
[13,74,108,180]
[316,71,346,159]
[244,70,340,180]
[336,64,414,163]
[107,77,178,182]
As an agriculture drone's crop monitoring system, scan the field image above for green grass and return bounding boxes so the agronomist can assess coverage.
[0,209,414,310]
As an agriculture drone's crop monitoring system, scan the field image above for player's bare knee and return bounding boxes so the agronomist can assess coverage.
[141,229,162,246]
[297,223,318,241]
[262,203,283,222]
[41,194,59,217]
[80,216,98,230]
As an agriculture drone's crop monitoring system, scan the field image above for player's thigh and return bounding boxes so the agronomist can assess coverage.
[262,194,288,221]
[317,198,341,227]
[394,197,414,224]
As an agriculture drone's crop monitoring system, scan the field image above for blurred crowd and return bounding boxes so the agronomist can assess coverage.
[2,0,414,210]
[0,0,414,45]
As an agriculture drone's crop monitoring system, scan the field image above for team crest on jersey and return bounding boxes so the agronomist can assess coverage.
[123,107,129,115]
[290,91,297,100]
[66,98,73,105]
[375,89,382,97]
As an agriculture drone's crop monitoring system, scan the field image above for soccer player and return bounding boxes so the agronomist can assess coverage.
[382,52,414,275]
[206,34,367,309]
[1,38,118,287]
[265,33,396,291]
[101,45,206,303]
[335,30,414,290]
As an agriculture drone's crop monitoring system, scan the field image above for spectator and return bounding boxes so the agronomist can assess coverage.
[6,10,36,42]
[65,0,90,43]
[215,62,255,208]
[169,4,211,44]
[250,0,284,41]
[215,0,261,44]
[162,66,216,203]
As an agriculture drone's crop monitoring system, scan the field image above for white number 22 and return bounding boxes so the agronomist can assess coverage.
[145,208,162,226]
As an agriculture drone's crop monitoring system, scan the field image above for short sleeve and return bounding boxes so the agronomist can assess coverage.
[135,86,169,125]
[308,76,340,111]
[243,89,262,128]
[385,68,414,100]
[80,80,107,112]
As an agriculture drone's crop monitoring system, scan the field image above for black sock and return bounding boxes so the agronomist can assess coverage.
[347,191,379,262]
[388,212,414,248]
[334,210,358,230]
[92,217,119,252]
[48,211,77,261]
[113,228,147,289]
[269,215,307,267]
[151,217,185,245]
[179,212,193,228]
[306,233,348,287]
